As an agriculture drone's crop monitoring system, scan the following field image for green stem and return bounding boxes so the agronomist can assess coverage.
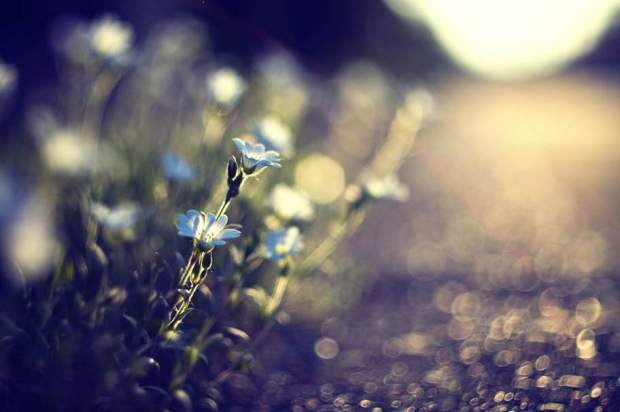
[179,250,198,287]
[215,198,230,220]
[265,275,289,316]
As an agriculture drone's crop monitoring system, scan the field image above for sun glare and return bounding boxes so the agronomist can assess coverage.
[385,0,620,79]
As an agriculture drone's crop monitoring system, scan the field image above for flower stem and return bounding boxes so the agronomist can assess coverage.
[298,208,366,277]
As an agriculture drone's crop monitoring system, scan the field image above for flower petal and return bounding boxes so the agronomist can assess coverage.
[219,228,241,240]
[204,212,217,227]
[216,214,228,228]
[232,138,246,153]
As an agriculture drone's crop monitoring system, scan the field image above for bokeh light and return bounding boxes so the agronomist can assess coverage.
[295,154,346,204]
[385,0,620,79]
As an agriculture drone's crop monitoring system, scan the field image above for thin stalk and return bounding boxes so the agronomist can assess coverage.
[298,207,366,277]
[179,250,198,287]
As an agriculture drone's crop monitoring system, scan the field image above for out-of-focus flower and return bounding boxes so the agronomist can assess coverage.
[0,60,17,96]
[41,128,111,175]
[257,53,309,124]
[88,15,133,61]
[4,195,57,283]
[146,19,205,62]
[30,107,114,175]
[161,152,197,182]
[254,116,294,157]
[206,68,246,107]
[264,227,303,261]
[362,174,410,201]
[176,210,241,248]
[232,138,281,174]
[270,184,315,222]
[91,202,142,231]
[55,15,133,66]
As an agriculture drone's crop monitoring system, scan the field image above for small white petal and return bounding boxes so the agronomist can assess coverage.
[216,214,228,228]
[219,228,241,240]
[232,138,246,153]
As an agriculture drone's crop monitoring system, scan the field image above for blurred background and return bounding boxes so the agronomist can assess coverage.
[2,0,620,410]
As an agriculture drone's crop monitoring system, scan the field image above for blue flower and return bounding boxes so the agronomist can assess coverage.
[91,202,142,231]
[176,210,241,248]
[253,116,294,157]
[175,210,204,239]
[58,15,134,67]
[264,227,303,261]
[232,138,281,174]
[161,152,197,182]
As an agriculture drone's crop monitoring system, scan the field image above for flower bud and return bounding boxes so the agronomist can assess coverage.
[227,156,238,183]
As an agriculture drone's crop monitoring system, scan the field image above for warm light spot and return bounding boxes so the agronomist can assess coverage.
[447,319,474,340]
[534,355,551,371]
[295,154,345,204]
[558,375,586,389]
[535,375,553,389]
[515,362,533,377]
[314,337,340,360]
[458,341,481,364]
[576,328,598,360]
[494,350,515,367]
[397,332,432,355]
[575,297,602,325]
[590,383,604,398]
[451,291,482,321]
[433,282,466,314]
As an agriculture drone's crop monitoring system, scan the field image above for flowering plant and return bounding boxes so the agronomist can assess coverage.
[0,14,426,412]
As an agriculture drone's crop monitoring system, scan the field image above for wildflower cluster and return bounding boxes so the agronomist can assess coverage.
[0,14,426,411]
[167,137,284,334]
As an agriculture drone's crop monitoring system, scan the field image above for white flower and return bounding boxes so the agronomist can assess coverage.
[176,210,241,248]
[362,174,410,201]
[42,128,111,175]
[0,61,17,96]
[161,152,196,182]
[207,68,246,107]
[232,138,281,174]
[91,202,142,231]
[56,16,133,65]
[5,195,57,283]
[254,116,294,157]
[264,227,303,261]
[176,210,204,239]
[270,184,314,222]
[89,15,133,60]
